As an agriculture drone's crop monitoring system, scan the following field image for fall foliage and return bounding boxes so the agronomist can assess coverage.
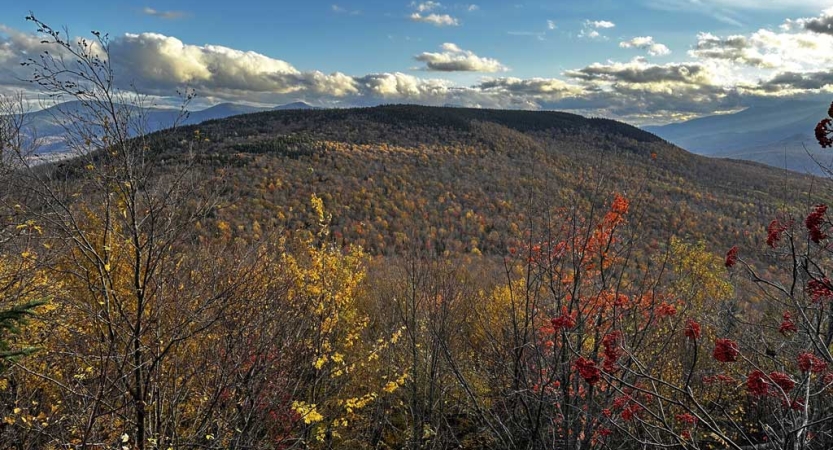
[1,16,833,450]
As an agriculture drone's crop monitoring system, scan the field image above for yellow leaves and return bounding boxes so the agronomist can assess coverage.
[15,220,43,235]
[382,373,408,394]
[341,393,377,414]
[217,220,231,239]
[291,401,324,424]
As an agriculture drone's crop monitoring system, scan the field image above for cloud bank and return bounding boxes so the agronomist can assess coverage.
[4,6,833,125]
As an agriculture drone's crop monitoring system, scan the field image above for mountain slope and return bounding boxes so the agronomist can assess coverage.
[117,104,828,260]
[644,99,831,174]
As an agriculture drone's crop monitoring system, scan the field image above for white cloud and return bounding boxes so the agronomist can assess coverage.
[690,28,833,72]
[332,4,361,15]
[579,20,616,40]
[547,20,556,30]
[589,20,615,28]
[414,43,508,72]
[467,4,480,11]
[141,7,187,20]
[620,36,671,56]
[410,13,459,26]
[108,32,360,98]
[411,1,442,12]
[783,7,833,35]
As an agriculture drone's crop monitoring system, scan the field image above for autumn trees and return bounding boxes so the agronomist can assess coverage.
[5,12,833,450]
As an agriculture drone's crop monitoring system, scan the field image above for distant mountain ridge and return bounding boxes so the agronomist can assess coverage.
[274,101,318,110]
[21,101,317,156]
[644,99,832,174]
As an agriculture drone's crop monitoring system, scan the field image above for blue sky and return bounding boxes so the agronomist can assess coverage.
[2,0,833,124]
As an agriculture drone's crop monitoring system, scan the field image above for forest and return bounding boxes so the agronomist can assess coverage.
[2,16,833,450]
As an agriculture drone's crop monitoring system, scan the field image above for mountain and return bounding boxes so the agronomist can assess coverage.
[188,103,272,122]
[88,104,824,260]
[22,101,272,156]
[274,101,317,110]
[644,99,832,174]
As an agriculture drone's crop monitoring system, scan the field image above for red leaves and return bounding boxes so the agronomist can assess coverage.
[656,302,677,318]
[602,332,623,373]
[713,338,739,362]
[790,397,806,411]
[766,219,788,248]
[768,371,795,393]
[816,103,833,147]
[620,404,641,421]
[805,204,828,244]
[684,319,701,340]
[676,413,697,425]
[551,307,577,331]
[747,370,769,396]
[779,311,798,336]
[725,246,738,268]
[574,357,601,385]
[807,278,833,303]
[798,352,828,373]
[816,117,833,148]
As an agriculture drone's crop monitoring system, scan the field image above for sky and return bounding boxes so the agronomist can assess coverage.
[2,0,833,125]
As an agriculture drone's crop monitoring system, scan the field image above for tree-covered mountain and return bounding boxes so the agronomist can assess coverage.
[110,104,827,262]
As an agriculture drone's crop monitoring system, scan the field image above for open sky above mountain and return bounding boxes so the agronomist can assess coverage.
[2,0,833,125]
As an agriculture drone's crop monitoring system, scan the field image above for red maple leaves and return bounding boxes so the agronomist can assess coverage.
[778,311,798,335]
[805,204,828,244]
[746,370,768,396]
[725,246,738,268]
[798,352,828,373]
[766,219,789,248]
[684,319,701,340]
[713,338,739,363]
[575,357,601,385]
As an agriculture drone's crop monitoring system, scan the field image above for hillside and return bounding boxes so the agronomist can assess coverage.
[645,99,832,174]
[13,103,833,450]
[105,104,829,260]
